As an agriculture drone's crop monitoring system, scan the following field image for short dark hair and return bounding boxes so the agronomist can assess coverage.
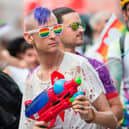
[123,2,129,10]
[7,37,25,57]
[7,37,33,57]
[53,7,75,23]
[20,42,33,53]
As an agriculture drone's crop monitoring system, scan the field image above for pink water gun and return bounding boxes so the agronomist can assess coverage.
[25,77,84,128]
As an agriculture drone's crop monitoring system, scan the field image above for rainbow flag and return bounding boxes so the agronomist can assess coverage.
[96,14,128,61]
[119,103,129,126]
[119,83,129,127]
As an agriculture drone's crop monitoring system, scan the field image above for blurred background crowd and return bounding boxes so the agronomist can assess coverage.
[0,0,122,40]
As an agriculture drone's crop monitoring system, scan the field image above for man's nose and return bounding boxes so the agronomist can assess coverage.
[79,26,85,34]
[49,30,56,38]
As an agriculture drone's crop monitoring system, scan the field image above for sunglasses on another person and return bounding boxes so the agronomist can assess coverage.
[68,22,86,31]
[25,24,63,38]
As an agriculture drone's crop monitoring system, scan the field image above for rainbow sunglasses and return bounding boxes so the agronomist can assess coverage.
[26,24,63,38]
[69,22,86,31]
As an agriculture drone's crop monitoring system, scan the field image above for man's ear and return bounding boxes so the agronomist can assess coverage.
[24,33,34,45]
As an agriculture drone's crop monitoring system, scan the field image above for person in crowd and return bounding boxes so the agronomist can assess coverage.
[21,42,39,72]
[89,11,111,45]
[19,6,117,129]
[4,37,39,93]
[0,21,27,70]
[107,0,129,128]
[53,7,123,123]
[0,21,22,129]
[7,37,39,71]
[0,71,22,129]
[84,11,111,62]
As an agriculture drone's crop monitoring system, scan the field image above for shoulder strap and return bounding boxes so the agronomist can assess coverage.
[120,34,125,57]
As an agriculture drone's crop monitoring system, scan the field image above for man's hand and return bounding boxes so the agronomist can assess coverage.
[72,95,95,122]
[33,121,48,129]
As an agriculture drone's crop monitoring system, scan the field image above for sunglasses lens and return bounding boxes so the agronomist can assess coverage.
[53,24,63,35]
[39,28,50,38]
[38,24,63,38]
[71,22,86,31]
[71,23,79,31]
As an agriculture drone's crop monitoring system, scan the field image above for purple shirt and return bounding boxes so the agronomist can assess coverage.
[76,52,118,99]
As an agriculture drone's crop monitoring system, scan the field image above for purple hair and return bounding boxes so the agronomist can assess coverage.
[34,7,51,25]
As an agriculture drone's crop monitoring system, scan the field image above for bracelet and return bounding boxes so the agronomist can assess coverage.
[85,108,95,123]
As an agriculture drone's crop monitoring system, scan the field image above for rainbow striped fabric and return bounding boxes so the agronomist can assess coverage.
[120,83,129,126]
[120,104,129,126]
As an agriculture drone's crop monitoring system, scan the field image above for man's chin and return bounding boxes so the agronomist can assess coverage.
[76,41,84,46]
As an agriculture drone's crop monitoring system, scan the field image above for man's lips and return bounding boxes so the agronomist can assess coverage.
[49,41,58,46]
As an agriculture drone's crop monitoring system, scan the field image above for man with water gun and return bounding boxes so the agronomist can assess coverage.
[19,6,117,129]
